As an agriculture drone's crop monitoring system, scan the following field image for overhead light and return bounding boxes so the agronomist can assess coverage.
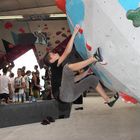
[0,15,24,20]
[49,14,66,18]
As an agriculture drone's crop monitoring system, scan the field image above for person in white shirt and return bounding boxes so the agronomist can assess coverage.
[0,67,12,104]
[9,72,15,101]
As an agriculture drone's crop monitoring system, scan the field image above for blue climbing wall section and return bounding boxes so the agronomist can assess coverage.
[119,0,140,11]
[66,0,88,59]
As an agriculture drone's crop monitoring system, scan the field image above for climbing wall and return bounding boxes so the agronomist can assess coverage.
[28,20,71,66]
[0,20,70,68]
[0,21,30,69]
[59,0,140,103]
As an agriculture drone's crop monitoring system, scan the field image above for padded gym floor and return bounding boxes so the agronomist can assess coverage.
[0,93,140,140]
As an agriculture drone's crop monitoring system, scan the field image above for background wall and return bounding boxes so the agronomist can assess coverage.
[0,20,71,68]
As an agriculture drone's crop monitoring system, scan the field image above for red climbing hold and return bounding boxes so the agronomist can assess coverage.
[119,91,138,104]
[19,28,25,33]
[4,22,13,29]
[79,28,83,34]
[86,43,92,51]
[55,0,66,13]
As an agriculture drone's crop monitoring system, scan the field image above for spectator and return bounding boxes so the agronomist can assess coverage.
[21,66,26,77]
[0,67,12,104]
[24,70,31,101]
[9,72,15,101]
[31,72,41,99]
[42,65,52,100]
[34,65,40,75]
[14,68,26,103]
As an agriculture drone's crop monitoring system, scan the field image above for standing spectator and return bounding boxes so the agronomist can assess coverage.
[14,68,25,103]
[24,70,31,101]
[21,66,26,77]
[9,72,15,101]
[42,65,52,100]
[7,62,15,73]
[36,72,41,98]
[31,72,41,99]
[34,65,40,75]
[0,67,12,104]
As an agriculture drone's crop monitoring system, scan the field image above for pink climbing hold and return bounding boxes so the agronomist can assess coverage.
[88,68,93,74]
[8,44,14,48]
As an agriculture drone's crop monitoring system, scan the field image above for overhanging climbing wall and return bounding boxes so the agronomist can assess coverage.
[56,0,140,102]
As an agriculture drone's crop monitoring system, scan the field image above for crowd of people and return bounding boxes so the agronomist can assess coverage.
[0,64,52,105]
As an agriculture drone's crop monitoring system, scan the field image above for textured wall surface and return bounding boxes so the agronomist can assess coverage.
[66,0,140,102]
